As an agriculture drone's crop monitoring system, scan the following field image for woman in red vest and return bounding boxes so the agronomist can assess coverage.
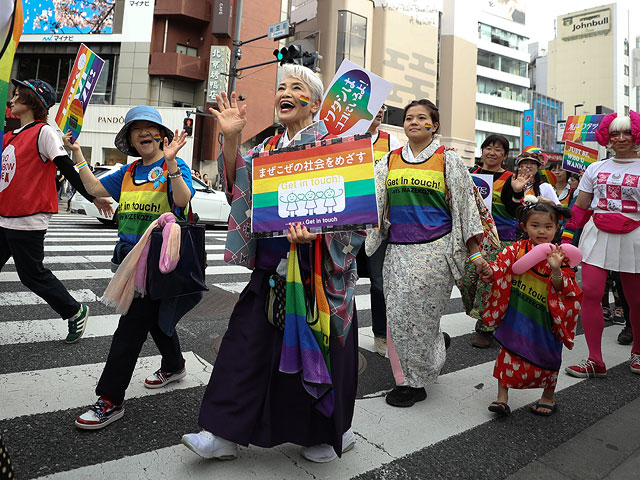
[0,79,112,343]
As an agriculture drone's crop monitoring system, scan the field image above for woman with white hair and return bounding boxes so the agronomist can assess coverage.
[182,65,362,463]
[563,112,640,378]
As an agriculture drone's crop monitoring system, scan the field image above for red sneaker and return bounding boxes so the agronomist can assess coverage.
[630,353,640,375]
[565,358,607,378]
[75,396,125,430]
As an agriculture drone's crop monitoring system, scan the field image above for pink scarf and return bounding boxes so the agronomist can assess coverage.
[101,212,181,313]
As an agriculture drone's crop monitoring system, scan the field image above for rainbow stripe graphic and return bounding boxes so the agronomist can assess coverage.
[562,114,606,142]
[523,145,541,154]
[0,0,23,153]
[153,134,162,143]
[55,44,104,143]
[251,136,378,237]
[424,123,433,131]
[299,95,310,107]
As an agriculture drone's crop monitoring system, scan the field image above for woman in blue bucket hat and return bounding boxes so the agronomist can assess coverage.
[66,105,198,430]
[0,78,112,343]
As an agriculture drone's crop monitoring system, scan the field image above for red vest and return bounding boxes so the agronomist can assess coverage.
[0,122,58,217]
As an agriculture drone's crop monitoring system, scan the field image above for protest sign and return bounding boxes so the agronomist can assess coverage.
[562,140,599,173]
[562,114,605,142]
[0,0,22,156]
[251,135,378,237]
[55,44,104,143]
[316,59,393,137]
[471,173,493,213]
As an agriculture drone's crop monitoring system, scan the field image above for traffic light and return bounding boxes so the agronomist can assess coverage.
[272,44,305,65]
[302,51,322,73]
[183,117,193,136]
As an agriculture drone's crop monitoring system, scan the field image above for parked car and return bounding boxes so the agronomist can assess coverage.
[69,166,231,226]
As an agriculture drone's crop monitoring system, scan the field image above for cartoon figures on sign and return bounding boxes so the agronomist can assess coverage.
[277,177,346,219]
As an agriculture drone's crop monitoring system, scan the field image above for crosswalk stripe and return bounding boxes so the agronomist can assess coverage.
[43,244,225,252]
[0,314,120,345]
[5,253,225,265]
[33,327,630,480]
[0,289,97,306]
[0,351,212,421]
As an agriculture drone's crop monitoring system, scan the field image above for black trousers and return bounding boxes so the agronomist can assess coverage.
[0,226,80,319]
[96,294,185,405]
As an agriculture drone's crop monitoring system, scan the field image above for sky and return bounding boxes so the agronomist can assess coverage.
[525,0,638,43]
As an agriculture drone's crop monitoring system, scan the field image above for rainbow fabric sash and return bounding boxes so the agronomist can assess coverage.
[279,239,334,417]
[0,0,22,152]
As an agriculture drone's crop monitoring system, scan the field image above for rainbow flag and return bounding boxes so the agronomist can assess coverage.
[55,44,104,143]
[251,135,378,237]
[279,241,334,416]
[0,0,23,153]
[562,114,605,142]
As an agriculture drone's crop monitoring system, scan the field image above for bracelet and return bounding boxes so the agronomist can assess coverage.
[168,170,182,179]
[551,272,563,280]
[468,252,482,263]
[75,160,87,171]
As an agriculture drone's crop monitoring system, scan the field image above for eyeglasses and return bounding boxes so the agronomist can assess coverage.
[380,105,387,112]
[611,130,633,138]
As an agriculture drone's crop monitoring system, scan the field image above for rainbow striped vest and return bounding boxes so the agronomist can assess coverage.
[118,160,171,245]
[493,243,563,371]
[473,168,518,241]
[373,130,390,165]
[386,146,452,243]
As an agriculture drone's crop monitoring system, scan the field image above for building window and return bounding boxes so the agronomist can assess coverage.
[478,23,527,52]
[477,50,527,77]
[102,147,128,166]
[476,130,520,152]
[625,85,630,96]
[177,44,198,57]
[16,54,115,105]
[477,76,527,102]
[336,10,366,69]
[625,39,629,56]
[625,105,630,116]
[476,104,522,127]
[625,65,630,76]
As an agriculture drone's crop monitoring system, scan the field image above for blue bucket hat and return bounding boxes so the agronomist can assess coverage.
[114,105,174,157]
[12,79,56,109]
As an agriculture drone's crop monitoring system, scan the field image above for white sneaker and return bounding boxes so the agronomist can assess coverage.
[300,428,356,463]
[181,430,238,460]
[374,337,387,357]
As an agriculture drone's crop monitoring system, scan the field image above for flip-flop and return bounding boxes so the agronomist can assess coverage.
[530,402,557,416]
[488,401,511,415]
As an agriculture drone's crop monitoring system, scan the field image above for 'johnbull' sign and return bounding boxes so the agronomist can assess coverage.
[559,7,612,41]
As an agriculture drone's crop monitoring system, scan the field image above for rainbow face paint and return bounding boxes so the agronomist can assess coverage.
[424,124,433,131]
[299,95,310,107]
[153,134,162,143]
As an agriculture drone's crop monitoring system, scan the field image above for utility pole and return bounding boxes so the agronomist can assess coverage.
[228,0,243,93]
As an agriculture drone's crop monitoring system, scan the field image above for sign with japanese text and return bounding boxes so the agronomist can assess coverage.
[522,109,533,148]
[471,173,493,214]
[562,140,599,173]
[562,114,605,142]
[317,59,393,137]
[55,44,104,143]
[206,45,231,104]
[251,135,378,237]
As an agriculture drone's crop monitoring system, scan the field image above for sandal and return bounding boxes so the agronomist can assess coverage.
[488,401,511,415]
[530,402,557,416]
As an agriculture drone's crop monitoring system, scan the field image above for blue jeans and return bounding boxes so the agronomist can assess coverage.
[367,240,387,338]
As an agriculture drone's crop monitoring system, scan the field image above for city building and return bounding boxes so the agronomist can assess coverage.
[527,91,564,154]
[12,0,282,172]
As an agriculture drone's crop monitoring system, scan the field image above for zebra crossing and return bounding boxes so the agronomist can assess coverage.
[0,213,637,479]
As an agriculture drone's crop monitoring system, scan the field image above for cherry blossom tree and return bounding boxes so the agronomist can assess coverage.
[33,0,114,34]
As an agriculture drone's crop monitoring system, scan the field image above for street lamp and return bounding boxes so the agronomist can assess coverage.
[574,103,584,115]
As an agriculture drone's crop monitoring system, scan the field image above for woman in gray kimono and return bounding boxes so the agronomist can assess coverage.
[367,99,490,407]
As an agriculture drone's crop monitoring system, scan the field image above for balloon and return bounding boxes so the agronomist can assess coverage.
[512,243,582,275]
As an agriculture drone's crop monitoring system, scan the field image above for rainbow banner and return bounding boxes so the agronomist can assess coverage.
[562,140,599,173]
[251,135,378,237]
[0,0,23,153]
[561,114,605,142]
[55,44,104,143]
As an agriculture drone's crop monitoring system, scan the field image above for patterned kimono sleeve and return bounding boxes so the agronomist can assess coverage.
[482,242,520,328]
[365,152,390,256]
[217,140,266,204]
[547,267,583,349]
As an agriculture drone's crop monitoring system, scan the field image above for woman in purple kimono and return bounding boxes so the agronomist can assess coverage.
[182,65,362,463]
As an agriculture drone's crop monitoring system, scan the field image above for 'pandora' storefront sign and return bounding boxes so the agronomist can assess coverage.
[559,7,612,41]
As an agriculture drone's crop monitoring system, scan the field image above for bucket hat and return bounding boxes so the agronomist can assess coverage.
[114,105,174,157]
[12,79,56,109]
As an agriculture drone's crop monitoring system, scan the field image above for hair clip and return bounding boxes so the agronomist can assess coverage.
[522,194,538,209]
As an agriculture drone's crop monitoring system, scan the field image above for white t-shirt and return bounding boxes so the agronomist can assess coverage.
[579,157,640,220]
[0,122,68,231]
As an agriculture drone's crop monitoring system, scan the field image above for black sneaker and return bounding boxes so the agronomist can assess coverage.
[443,332,451,350]
[618,326,633,345]
[471,331,493,349]
[385,386,427,407]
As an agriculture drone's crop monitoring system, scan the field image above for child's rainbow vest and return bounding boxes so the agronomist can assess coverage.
[386,146,452,243]
[493,244,563,371]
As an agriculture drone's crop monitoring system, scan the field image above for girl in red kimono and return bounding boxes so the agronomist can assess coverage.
[481,198,583,416]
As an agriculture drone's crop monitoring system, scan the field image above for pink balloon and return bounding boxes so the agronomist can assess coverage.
[512,243,582,275]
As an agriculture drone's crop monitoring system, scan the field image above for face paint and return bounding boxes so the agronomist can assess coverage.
[299,95,310,107]
[424,124,433,131]
[153,134,162,143]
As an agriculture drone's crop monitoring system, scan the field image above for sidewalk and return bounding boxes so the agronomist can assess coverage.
[507,396,640,480]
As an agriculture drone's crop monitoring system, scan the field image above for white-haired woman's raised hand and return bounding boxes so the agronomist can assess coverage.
[208,91,247,137]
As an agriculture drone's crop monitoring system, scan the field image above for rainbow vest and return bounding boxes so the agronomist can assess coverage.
[473,168,518,241]
[493,244,563,371]
[386,146,452,243]
[117,160,171,245]
[559,187,575,207]
[373,130,390,165]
